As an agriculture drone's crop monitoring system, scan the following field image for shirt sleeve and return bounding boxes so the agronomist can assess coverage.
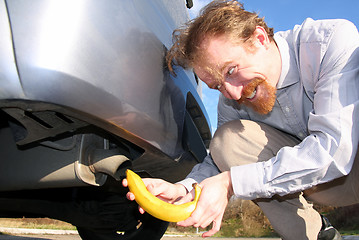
[177,94,241,191]
[177,154,221,192]
[231,19,359,199]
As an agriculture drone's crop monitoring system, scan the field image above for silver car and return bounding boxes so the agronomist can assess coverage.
[0,0,211,239]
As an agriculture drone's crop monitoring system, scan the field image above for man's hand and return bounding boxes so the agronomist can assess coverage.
[122,177,188,214]
[177,171,233,238]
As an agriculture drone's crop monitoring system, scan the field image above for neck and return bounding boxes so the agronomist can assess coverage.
[267,41,282,87]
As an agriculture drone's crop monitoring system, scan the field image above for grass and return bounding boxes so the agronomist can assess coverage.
[169,198,359,238]
[213,199,277,238]
[0,217,76,230]
[169,198,278,238]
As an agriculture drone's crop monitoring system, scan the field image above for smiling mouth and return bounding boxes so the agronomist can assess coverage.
[246,89,257,100]
[243,78,265,100]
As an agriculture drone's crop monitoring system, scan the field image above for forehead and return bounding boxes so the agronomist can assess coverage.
[200,35,235,59]
[199,35,246,67]
[194,36,244,77]
[193,66,221,89]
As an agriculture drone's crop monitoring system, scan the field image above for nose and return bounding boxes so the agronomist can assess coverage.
[222,82,243,100]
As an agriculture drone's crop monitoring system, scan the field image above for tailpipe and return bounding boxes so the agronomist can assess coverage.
[89,148,129,180]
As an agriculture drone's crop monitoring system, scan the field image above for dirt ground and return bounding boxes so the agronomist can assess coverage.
[0,233,359,240]
[0,234,280,240]
[0,233,357,240]
[0,234,80,240]
[162,236,279,240]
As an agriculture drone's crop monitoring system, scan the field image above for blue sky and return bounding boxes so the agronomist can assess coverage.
[187,0,359,134]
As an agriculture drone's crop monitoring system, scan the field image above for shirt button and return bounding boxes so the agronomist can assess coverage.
[285,106,290,112]
[298,132,305,138]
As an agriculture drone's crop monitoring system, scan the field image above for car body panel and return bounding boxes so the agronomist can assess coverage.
[0,1,211,238]
[1,0,210,157]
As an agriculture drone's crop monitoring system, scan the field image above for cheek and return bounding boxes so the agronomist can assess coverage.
[221,91,233,99]
[232,66,266,83]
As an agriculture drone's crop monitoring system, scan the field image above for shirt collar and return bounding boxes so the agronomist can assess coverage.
[274,34,300,89]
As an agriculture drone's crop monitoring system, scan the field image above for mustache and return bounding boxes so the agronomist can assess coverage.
[236,78,277,115]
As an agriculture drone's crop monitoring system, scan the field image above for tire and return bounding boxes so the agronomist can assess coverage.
[77,212,169,240]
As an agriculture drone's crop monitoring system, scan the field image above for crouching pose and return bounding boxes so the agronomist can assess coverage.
[124,1,359,239]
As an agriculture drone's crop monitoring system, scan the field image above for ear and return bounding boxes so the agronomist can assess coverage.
[253,26,270,49]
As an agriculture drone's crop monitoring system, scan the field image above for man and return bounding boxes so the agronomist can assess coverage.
[123,1,359,239]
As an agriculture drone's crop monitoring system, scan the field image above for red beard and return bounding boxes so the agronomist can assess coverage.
[237,78,276,115]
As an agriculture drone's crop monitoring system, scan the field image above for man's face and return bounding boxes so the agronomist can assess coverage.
[194,34,278,115]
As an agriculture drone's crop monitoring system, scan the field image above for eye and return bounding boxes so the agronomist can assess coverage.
[227,66,236,76]
[211,83,222,91]
[209,83,223,91]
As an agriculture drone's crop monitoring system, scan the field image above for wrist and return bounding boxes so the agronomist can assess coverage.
[221,171,234,198]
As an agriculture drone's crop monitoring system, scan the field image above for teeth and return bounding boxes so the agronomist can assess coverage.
[247,89,256,99]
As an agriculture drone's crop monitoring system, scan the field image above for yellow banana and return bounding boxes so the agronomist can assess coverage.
[126,169,201,222]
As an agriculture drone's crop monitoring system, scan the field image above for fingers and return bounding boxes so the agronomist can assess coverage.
[174,189,194,205]
[126,191,135,201]
[178,209,223,238]
[123,177,135,201]
[143,180,163,196]
[177,188,216,227]
[124,178,145,214]
[138,206,145,214]
[177,174,231,237]
[124,176,189,217]
[178,212,223,238]
[202,218,222,238]
[204,213,224,238]
[178,204,215,228]
[142,179,171,197]
[122,178,128,187]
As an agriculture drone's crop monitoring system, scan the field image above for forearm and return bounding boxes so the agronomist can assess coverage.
[231,129,358,200]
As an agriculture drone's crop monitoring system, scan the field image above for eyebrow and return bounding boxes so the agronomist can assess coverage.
[203,76,220,89]
[219,61,233,74]
[208,82,219,89]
